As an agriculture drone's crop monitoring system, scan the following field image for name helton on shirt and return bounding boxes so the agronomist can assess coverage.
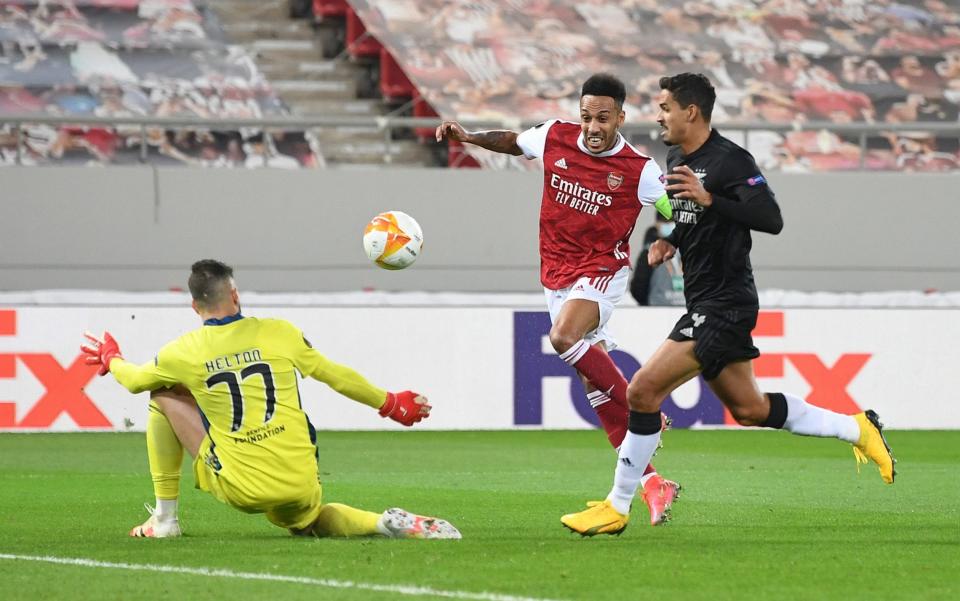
[204,348,263,373]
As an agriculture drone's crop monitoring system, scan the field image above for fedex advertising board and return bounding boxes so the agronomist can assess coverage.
[0,307,955,431]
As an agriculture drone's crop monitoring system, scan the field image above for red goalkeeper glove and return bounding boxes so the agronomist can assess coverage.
[80,331,123,376]
[379,391,431,426]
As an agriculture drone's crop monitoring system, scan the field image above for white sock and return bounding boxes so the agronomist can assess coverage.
[639,471,657,487]
[607,430,661,514]
[155,498,179,521]
[783,393,860,443]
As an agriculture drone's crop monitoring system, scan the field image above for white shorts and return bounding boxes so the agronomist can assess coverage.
[543,266,630,350]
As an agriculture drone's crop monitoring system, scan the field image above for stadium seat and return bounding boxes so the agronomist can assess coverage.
[312,0,348,21]
[447,139,481,169]
[345,6,382,60]
[289,0,312,19]
[380,48,417,102]
[413,94,439,142]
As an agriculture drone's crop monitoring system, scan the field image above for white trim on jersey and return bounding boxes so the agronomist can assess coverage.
[636,158,665,207]
[576,132,626,157]
[516,119,561,159]
[623,139,666,207]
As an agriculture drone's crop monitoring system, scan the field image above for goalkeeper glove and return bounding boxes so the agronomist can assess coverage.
[379,391,431,426]
[81,331,123,376]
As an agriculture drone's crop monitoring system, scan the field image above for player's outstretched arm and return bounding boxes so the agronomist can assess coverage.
[435,120,523,155]
[308,356,431,426]
[81,331,173,393]
[81,331,123,376]
[379,391,431,427]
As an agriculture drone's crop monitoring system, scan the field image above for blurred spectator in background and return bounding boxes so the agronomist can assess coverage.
[630,212,684,307]
[891,55,943,97]
[841,57,900,101]
[794,85,875,123]
[935,51,960,95]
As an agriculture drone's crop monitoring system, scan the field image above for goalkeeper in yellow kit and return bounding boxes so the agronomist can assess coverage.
[81,259,460,540]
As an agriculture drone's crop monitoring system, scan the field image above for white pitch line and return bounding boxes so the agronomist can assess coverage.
[0,553,569,601]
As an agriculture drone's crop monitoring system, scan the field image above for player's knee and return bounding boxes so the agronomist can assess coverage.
[548,325,580,354]
[729,404,767,427]
[626,378,659,412]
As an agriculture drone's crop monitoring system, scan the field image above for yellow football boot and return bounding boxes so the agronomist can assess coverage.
[852,410,896,484]
[561,500,629,537]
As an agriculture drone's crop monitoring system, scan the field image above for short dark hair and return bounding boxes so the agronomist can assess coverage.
[188,259,234,308]
[581,73,626,109]
[659,73,716,122]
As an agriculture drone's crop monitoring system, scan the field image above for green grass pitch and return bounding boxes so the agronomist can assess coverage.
[1,430,957,601]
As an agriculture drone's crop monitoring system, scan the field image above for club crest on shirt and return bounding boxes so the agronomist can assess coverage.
[607,172,623,190]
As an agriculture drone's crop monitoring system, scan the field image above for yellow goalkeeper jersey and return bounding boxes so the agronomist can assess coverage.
[110,314,387,498]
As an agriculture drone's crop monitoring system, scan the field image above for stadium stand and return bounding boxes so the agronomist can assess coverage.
[1,0,958,170]
[0,0,322,166]
[343,0,960,172]
[213,0,436,165]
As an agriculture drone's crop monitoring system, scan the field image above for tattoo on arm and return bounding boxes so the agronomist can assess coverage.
[466,130,523,155]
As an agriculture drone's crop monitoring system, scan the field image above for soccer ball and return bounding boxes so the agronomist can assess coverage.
[362,211,424,270]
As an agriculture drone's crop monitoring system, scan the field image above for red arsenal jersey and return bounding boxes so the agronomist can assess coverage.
[517,120,666,289]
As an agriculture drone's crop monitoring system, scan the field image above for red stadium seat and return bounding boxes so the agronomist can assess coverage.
[380,48,416,102]
[312,0,348,20]
[345,7,382,59]
[413,94,438,142]
[447,139,481,169]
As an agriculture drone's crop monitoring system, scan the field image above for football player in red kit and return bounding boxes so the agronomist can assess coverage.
[437,73,678,526]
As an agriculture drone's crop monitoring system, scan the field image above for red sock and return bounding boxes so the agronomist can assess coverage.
[587,389,628,447]
[559,341,629,405]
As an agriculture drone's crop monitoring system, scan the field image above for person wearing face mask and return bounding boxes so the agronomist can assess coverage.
[629,212,684,306]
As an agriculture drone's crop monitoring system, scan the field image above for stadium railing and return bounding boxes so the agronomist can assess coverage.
[1,113,958,169]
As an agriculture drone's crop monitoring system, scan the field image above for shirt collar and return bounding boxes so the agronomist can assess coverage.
[577,132,625,157]
[683,128,720,160]
[203,312,244,326]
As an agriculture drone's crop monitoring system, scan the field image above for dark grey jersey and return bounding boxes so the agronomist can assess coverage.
[665,129,783,310]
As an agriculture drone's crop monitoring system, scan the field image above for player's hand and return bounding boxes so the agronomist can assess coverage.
[665,165,712,207]
[647,239,676,267]
[435,120,469,143]
[379,391,431,426]
[80,331,123,376]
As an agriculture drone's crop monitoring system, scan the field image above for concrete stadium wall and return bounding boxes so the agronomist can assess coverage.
[0,167,956,293]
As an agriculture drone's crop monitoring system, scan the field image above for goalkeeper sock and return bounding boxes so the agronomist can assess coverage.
[146,399,183,515]
[155,498,178,521]
[312,503,381,537]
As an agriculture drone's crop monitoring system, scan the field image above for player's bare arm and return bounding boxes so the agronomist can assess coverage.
[435,121,523,155]
[647,239,677,267]
[665,165,712,207]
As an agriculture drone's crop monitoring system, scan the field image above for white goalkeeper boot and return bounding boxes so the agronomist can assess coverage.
[376,508,461,539]
[129,503,182,538]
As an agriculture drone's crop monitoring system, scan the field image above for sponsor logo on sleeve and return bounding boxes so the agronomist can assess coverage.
[747,174,766,186]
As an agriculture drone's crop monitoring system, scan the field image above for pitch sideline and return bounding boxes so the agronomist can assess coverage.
[0,553,569,601]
